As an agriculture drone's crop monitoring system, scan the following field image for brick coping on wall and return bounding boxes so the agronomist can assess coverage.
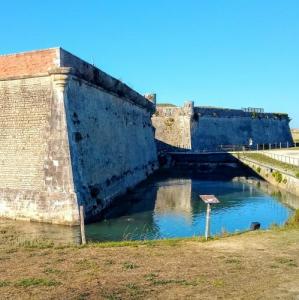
[0,47,154,112]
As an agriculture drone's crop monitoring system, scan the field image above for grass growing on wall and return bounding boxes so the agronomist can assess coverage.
[272,171,283,183]
[156,103,177,107]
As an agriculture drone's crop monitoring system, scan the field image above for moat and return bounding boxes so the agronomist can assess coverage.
[1,169,297,243]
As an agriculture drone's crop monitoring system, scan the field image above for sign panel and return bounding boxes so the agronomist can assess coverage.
[200,195,220,204]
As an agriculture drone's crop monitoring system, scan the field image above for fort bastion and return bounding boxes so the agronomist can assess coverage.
[0,48,158,225]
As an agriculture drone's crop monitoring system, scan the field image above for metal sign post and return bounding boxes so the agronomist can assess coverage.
[200,195,220,240]
[205,203,211,239]
[80,205,86,245]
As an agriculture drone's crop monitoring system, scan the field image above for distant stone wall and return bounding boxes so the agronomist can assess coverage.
[0,48,158,224]
[292,129,299,142]
[152,102,193,151]
[152,103,293,152]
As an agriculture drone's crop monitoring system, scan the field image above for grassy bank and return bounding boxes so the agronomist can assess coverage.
[0,212,298,299]
[239,152,299,177]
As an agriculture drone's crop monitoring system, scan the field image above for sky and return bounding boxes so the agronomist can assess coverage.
[1,0,298,127]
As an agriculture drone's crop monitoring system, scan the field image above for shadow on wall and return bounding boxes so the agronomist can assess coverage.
[155,139,264,182]
[155,139,190,153]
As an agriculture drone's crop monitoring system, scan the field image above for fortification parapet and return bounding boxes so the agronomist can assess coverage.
[59,49,155,113]
[0,48,155,113]
[193,107,290,121]
[183,101,194,116]
[144,93,157,106]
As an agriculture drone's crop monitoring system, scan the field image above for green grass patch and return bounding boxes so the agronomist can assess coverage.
[275,257,298,267]
[18,239,54,249]
[225,258,241,264]
[125,283,143,296]
[144,273,159,281]
[76,258,98,270]
[151,278,195,286]
[90,237,191,248]
[123,261,138,270]
[0,280,10,287]
[144,273,197,286]
[271,209,299,231]
[15,278,60,287]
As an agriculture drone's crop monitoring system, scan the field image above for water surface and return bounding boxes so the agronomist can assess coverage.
[85,175,296,241]
[1,173,297,244]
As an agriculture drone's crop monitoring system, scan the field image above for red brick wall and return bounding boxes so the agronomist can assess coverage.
[0,48,58,78]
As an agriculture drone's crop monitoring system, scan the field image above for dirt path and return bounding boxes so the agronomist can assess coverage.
[0,227,298,299]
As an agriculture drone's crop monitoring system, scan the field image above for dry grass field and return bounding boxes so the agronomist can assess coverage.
[0,215,298,300]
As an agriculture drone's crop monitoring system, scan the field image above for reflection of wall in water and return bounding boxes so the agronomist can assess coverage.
[233,177,299,210]
[0,219,81,244]
[154,179,193,222]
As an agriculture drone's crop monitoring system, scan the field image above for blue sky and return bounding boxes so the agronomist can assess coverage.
[1,0,298,127]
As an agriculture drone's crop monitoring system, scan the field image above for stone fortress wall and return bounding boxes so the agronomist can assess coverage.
[152,101,293,152]
[0,47,294,225]
[0,48,158,225]
[291,129,299,142]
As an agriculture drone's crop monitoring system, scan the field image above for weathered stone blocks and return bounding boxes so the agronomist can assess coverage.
[152,103,293,152]
[0,48,158,225]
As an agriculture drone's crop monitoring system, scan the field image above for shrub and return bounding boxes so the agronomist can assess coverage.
[256,167,261,173]
[272,171,282,183]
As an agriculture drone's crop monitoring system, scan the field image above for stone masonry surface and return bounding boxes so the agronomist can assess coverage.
[152,103,293,152]
[0,48,158,225]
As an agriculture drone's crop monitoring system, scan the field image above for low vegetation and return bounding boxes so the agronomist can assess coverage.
[272,170,283,183]
[0,212,298,299]
[240,152,299,177]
